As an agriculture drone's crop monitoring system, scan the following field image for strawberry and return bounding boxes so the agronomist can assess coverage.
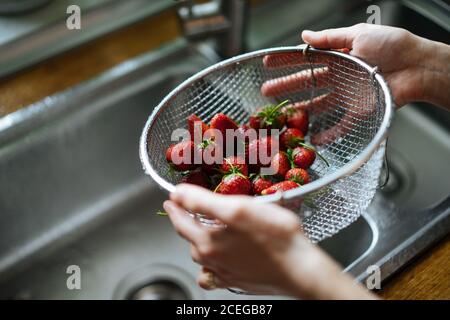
[180,169,210,189]
[221,156,248,176]
[251,175,273,195]
[285,108,309,134]
[210,113,238,145]
[269,151,290,177]
[167,141,199,171]
[280,128,304,150]
[234,124,255,159]
[238,124,251,132]
[261,180,299,195]
[187,114,209,141]
[216,173,252,195]
[165,144,175,162]
[285,168,310,185]
[248,136,276,167]
[249,100,289,130]
[292,146,316,169]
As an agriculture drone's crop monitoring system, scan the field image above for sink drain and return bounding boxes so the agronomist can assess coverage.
[113,264,202,300]
[380,147,416,204]
[128,280,189,300]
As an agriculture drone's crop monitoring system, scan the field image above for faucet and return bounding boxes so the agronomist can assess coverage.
[176,0,249,58]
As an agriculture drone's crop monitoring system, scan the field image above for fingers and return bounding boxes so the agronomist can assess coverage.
[170,184,253,225]
[261,67,329,97]
[302,27,357,50]
[311,101,375,146]
[263,52,308,69]
[262,52,328,69]
[163,200,204,244]
[197,267,229,290]
[171,184,296,231]
[282,93,332,115]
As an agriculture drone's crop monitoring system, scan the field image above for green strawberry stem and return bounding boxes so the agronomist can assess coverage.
[258,99,290,127]
[156,210,168,217]
[224,157,246,176]
[215,166,247,194]
[291,136,305,145]
[198,138,213,150]
[268,99,290,116]
[298,142,330,167]
[286,148,295,169]
[289,175,304,185]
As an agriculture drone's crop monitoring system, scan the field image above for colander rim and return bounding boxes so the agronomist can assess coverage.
[139,45,394,203]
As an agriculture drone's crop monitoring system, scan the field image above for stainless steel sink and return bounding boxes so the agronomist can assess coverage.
[0,39,448,299]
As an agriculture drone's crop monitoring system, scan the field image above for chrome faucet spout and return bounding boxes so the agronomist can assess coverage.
[176,0,249,58]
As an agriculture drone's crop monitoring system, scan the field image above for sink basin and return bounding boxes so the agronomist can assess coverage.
[0,40,448,299]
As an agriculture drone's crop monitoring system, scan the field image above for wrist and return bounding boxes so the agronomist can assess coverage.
[281,234,377,299]
[412,35,450,107]
[277,235,336,299]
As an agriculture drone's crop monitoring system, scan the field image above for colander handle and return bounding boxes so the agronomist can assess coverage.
[379,138,390,189]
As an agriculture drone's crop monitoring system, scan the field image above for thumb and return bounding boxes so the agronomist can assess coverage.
[302,27,356,49]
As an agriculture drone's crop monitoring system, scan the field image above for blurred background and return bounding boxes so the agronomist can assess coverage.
[0,0,449,300]
[0,0,449,116]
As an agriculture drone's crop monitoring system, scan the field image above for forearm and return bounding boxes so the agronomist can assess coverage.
[283,236,378,300]
[417,37,450,109]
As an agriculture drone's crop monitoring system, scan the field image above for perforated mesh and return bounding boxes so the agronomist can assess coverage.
[142,48,391,242]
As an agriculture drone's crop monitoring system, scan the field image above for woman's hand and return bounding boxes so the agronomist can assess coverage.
[302,23,450,108]
[164,184,376,299]
[259,24,449,145]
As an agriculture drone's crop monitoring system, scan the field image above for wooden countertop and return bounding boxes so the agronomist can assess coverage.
[0,9,448,300]
[379,235,449,299]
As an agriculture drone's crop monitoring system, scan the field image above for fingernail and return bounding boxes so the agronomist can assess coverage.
[163,200,174,211]
[302,30,315,36]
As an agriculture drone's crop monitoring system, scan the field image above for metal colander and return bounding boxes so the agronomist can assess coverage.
[139,45,393,243]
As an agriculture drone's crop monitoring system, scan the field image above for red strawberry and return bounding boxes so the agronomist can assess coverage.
[269,151,290,177]
[210,113,238,145]
[292,146,316,169]
[249,100,289,130]
[280,128,304,150]
[248,136,276,167]
[216,173,252,195]
[221,156,248,176]
[285,168,310,185]
[261,180,299,195]
[285,109,309,134]
[167,141,199,171]
[251,175,273,195]
[180,169,210,189]
[166,144,175,162]
[238,124,251,132]
[234,124,255,158]
[187,114,209,141]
